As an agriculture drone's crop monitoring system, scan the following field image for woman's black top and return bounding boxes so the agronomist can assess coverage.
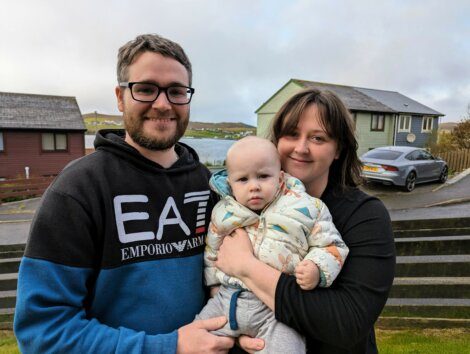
[275,184,396,354]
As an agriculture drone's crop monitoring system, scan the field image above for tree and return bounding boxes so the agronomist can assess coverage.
[452,117,470,149]
[431,103,470,152]
[429,130,457,153]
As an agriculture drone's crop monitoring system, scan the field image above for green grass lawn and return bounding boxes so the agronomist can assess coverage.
[1,328,468,353]
[376,328,470,354]
[0,331,19,354]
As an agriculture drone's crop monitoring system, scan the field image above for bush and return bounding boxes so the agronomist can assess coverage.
[432,117,470,153]
[452,118,470,149]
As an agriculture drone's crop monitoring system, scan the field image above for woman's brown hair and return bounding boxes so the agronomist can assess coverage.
[269,88,362,190]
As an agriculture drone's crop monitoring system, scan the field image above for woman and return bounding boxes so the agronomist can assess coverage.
[215,88,396,354]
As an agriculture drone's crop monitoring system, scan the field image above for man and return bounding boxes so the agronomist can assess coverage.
[14,34,238,354]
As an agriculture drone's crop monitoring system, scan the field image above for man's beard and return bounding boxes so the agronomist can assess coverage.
[124,112,188,151]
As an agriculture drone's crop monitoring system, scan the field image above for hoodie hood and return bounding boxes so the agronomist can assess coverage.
[209,168,306,198]
[94,129,201,174]
[209,169,232,197]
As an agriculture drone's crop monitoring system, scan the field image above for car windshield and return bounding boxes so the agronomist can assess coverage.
[363,150,403,160]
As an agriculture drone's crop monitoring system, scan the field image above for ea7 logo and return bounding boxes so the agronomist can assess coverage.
[113,191,210,244]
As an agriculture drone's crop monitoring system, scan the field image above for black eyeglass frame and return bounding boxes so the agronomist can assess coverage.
[119,81,195,105]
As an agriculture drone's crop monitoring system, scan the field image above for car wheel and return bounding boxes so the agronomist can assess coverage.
[439,166,448,183]
[404,172,416,192]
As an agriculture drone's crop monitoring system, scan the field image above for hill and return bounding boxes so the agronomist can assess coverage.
[439,122,458,132]
[82,112,255,139]
[82,112,122,122]
[188,122,254,130]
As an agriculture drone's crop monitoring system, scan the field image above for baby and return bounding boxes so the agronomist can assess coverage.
[197,136,349,354]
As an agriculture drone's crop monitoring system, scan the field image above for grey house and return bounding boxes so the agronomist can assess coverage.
[256,79,444,156]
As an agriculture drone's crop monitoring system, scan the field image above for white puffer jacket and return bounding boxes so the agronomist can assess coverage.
[204,170,349,290]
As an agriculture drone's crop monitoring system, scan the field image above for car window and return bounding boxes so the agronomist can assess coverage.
[362,150,403,160]
[420,151,433,160]
[405,151,421,161]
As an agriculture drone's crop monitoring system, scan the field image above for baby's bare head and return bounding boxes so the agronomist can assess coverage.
[226,136,281,175]
[226,136,283,211]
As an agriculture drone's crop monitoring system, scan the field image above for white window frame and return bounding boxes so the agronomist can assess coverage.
[421,116,433,133]
[398,115,411,133]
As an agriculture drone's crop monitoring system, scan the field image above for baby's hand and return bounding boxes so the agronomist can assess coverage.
[295,260,320,290]
[209,286,220,298]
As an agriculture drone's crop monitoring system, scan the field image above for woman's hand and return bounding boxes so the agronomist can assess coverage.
[217,228,280,311]
[215,228,256,278]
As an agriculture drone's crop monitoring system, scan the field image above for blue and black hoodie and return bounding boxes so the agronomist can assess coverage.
[14,130,216,354]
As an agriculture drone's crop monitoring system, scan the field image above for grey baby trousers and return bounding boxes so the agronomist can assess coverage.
[196,285,306,354]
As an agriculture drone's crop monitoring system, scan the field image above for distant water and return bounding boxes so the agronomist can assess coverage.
[85,135,234,165]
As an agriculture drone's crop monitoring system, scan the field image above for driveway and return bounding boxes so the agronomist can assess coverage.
[361,169,470,220]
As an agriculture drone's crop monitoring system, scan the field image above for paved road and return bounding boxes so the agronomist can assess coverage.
[0,198,38,245]
[1,171,470,244]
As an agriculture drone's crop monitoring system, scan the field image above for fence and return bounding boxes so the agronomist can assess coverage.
[0,176,55,203]
[435,148,470,173]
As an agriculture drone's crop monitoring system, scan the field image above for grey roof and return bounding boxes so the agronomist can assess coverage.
[292,80,444,116]
[355,87,443,116]
[294,80,395,113]
[0,91,86,130]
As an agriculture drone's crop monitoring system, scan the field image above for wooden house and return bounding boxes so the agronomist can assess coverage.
[256,79,444,156]
[0,92,86,179]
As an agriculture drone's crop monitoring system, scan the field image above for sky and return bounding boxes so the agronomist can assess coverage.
[1,0,469,125]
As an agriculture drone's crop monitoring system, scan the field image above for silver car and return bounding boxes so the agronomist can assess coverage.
[360,146,448,192]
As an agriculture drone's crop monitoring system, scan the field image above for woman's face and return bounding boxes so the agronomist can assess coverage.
[277,104,339,195]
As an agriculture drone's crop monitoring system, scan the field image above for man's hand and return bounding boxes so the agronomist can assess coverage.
[177,316,234,353]
[295,260,320,290]
[210,286,220,298]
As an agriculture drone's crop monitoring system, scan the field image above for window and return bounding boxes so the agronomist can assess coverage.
[422,116,433,133]
[419,150,434,160]
[398,115,411,132]
[405,150,421,161]
[371,114,385,131]
[42,133,68,151]
[0,132,4,152]
[363,149,403,160]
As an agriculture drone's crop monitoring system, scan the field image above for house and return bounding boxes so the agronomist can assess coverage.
[0,92,86,179]
[256,79,444,156]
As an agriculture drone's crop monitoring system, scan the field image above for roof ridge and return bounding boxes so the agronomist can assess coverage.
[293,79,354,89]
[353,86,400,94]
[293,79,404,95]
[0,91,76,100]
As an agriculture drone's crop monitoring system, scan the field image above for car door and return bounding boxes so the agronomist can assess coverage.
[421,150,442,179]
[406,150,426,180]
[417,150,437,180]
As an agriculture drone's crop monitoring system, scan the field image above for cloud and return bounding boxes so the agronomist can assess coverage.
[0,0,469,124]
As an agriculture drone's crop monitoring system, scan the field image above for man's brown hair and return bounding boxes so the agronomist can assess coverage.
[117,34,192,85]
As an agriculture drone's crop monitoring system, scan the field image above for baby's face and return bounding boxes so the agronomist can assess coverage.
[228,156,282,211]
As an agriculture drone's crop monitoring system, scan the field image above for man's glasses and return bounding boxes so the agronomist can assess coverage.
[119,82,195,105]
